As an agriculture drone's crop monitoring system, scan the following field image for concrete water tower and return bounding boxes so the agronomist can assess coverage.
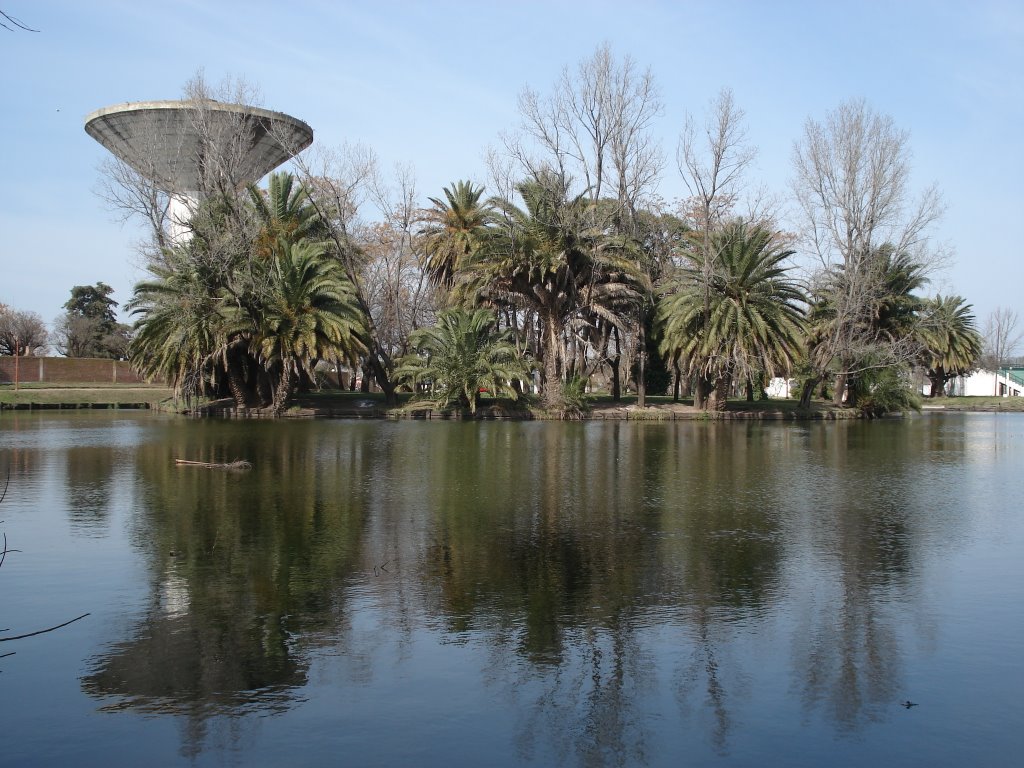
[84,100,314,240]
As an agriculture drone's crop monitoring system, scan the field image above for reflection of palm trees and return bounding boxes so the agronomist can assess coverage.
[421,422,785,764]
[82,605,305,713]
[420,424,663,764]
[794,512,905,731]
[81,420,379,757]
[805,591,900,730]
[664,423,785,755]
[676,614,730,754]
[58,416,939,763]
[791,423,920,732]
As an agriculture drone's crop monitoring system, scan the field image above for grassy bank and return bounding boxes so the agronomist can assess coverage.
[922,396,1024,412]
[0,382,173,409]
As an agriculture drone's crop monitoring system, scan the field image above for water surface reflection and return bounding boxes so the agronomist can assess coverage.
[1,413,1021,766]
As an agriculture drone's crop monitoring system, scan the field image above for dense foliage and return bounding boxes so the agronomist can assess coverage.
[83,60,993,416]
[52,283,131,359]
[128,173,366,413]
[395,308,528,414]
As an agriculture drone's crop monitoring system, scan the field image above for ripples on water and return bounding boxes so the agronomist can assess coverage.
[1,411,1022,766]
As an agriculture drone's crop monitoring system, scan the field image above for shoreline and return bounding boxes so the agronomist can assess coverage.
[3,388,1022,419]
[4,400,1019,420]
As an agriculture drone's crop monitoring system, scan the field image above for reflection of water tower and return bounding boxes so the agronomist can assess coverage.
[84,100,314,240]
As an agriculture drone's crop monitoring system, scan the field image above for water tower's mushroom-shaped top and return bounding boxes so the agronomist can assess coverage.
[84,100,314,193]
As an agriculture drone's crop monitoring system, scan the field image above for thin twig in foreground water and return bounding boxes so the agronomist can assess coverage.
[0,613,91,643]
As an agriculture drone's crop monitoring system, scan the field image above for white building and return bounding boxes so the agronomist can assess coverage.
[925,368,1024,398]
[767,368,1024,400]
[766,377,798,398]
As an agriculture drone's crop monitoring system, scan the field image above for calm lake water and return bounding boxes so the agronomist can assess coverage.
[1,411,1022,767]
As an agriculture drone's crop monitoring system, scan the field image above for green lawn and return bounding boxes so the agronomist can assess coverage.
[922,395,1024,411]
[0,383,173,408]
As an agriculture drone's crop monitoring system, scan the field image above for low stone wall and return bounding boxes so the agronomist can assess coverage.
[0,356,150,384]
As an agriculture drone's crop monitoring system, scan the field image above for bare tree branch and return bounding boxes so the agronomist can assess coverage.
[1,10,39,32]
[982,308,1023,368]
[0,614,90,643]
[791,99,944,404]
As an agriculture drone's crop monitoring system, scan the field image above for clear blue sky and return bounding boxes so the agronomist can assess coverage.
[2,0,1020,328]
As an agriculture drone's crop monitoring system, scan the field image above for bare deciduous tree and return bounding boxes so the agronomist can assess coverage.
[791,99,944,405]
[0,305,48,355]
[677,88,756,234]
[509,41,663,219]
[498,43,664,403]
[981,307,1023,369]
[364,164,436,362]
[288,143,421,402]
[675,88,757,409]
[95,72,267,272]
[95,152,174,258]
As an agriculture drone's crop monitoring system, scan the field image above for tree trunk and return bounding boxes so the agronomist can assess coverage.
[928,368,946,398]
[226,369,247,408]
[715,373,731,409]
[637,311,647,408]
[257,368,274,407]
[271,364,293,415]
[694,373,712,410]
[845,372,860,408]
[371,358,398,404]
[610,326,621,401]
[798,376,819,409]
[225,342,250,408]
[833,370,849,406]
[705,373,730,411]
[541,311,564,410]
[679,367,691,398]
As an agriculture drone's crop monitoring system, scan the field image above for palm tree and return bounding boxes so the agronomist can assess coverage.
[917,295,982,397]
[844,245,928,405]
[871,247,927,341]
[248,172,326,259]
[130,174,366,413]
[394,308,528,414]
[253,237,367,414]
[799,243,928,407]
[420,180,494,290]
[128,256,232,403]
[657,221,806,410]
[455,173,648,410]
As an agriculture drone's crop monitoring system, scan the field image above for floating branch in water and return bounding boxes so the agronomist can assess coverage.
[174,459,252,470]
